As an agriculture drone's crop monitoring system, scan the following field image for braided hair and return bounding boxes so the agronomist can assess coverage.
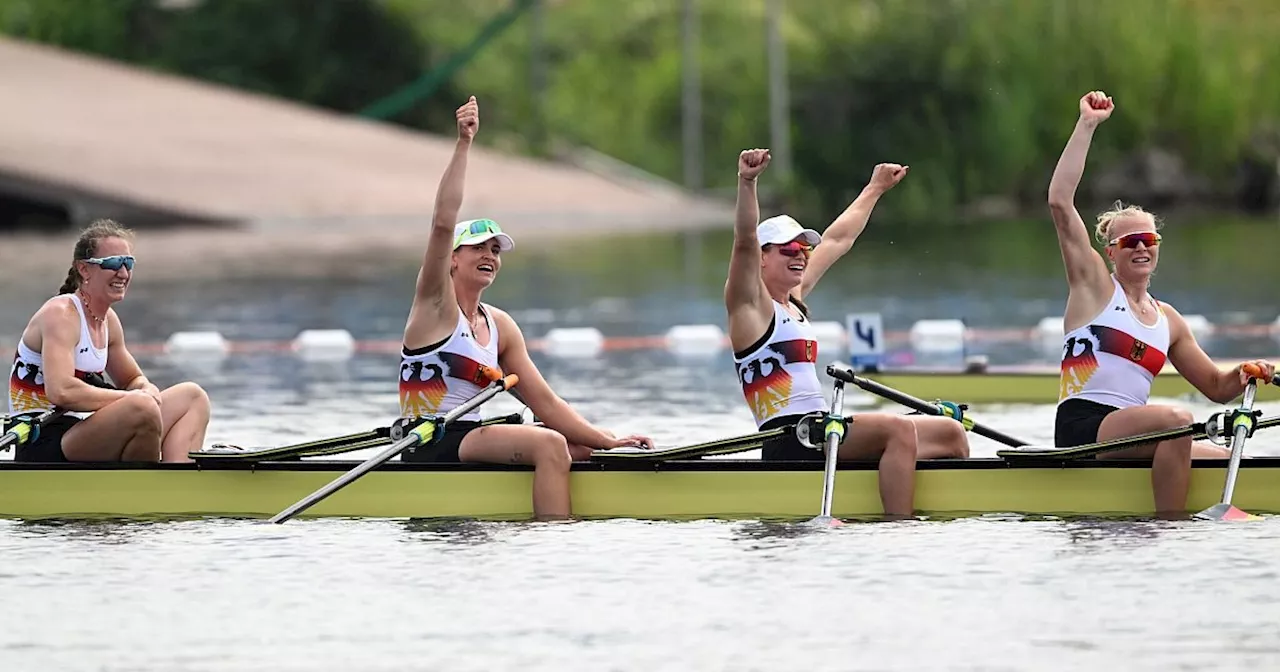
[57,219,135,296]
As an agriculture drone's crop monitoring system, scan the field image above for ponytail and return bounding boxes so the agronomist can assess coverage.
[56,265,79,295]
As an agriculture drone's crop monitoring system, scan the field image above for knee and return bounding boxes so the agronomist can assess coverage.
[885,416,919,459]
[120,393,162,433]
[1166,406,1194,427]
[532,430,572,471]
[942,422,970,458]
[177,382,211,414]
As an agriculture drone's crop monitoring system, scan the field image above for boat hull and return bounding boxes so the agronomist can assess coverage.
[3,458,1280,520]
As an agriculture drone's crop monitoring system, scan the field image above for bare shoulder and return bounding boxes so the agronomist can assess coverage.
[35,295,79,325]
[1158,300,1189,332]
[105,307,126,340]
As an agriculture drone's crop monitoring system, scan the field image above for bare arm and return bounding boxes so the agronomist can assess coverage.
[1049,92,1117,328]
[494,311,646,450]
[800,163,908,299]
[40,301,130,411]
[724,149,773,350]
[1165,305,1275,403]
[405,97,480,348]
[104,311,157,395]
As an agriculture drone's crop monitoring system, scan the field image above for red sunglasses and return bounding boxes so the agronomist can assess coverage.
[1108,231,1162,249]
[772,241,813,257]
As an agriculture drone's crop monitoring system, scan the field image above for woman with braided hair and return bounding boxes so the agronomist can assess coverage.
[7,219,211,462]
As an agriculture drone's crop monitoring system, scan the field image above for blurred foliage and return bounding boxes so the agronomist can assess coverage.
[4,0,1280,221]
[0,0,461,130]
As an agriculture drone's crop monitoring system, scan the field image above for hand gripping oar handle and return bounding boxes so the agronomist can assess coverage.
[1241,363,1279,388]
[269,372,519,524]
[825,362,1029,448]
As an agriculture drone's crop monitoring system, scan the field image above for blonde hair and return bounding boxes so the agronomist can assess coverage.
[1094,201,1161,245]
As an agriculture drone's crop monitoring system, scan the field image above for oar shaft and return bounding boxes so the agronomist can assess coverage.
[269,436,416,523]
[269,374,517,524]
[0,408,66,452]
[1219,382,1258,505]
[817,381,845,519]
[826,362,1029,447]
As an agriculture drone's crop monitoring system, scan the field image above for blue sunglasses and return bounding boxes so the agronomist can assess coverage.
[84,255,136,271]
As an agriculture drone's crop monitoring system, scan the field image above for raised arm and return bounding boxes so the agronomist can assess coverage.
[724,149,773,348]
[406,97,480,347]
[1165,304,1278,403]
[39,301,130,411]
[1048,91,1116,325]
[493,311,653,450]
[799,163,908,299]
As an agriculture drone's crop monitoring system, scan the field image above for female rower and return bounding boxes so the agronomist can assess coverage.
[1047,90,1275,514]
[399,96,653,520]
[7,219,211,462]
[725,149,969,517]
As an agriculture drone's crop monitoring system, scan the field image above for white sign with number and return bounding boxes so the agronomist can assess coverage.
[846,312,884,370]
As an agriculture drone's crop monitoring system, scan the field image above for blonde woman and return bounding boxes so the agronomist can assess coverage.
[1047,90,1275,513]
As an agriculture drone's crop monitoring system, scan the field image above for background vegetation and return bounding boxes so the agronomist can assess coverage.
[4,0,1280,222]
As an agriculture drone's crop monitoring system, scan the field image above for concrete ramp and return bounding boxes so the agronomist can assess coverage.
[0,37,729,237]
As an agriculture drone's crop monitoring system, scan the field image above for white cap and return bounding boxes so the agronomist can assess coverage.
[453,219,514,251]
[756,215,821,247]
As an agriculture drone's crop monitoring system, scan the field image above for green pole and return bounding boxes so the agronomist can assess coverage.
[359,0,536,120]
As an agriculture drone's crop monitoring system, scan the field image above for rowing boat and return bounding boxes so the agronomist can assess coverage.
[4,457,1280,520]
[860,361,1280,405]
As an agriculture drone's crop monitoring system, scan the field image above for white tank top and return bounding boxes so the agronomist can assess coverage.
[733,300,826,428]
[1058,277,1170,409]
[9,294,109,415]
[399,305,501,422]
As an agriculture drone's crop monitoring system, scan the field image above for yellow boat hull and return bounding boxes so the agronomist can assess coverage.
[2,459,1278,520]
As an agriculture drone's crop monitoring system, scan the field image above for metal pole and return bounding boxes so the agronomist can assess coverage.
[766,0,792,186]
[681,0,703,192]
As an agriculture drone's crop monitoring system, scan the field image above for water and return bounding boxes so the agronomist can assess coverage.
[2,220,1280,670]
[5,516,1280,671]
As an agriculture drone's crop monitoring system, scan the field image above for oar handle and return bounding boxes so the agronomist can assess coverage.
[825,362,1029,447]
[1241,363,1278,387]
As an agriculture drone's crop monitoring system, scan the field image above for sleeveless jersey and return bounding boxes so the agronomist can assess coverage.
[9,293,109,415]
[733,300,825,428]
[1058,277,1170,409]
[399,305,501,422]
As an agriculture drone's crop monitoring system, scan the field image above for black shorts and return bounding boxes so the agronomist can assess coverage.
[1055,399,1118,447]
[399,414,523,463]
[759,415,822,461]
[11,415,80,463]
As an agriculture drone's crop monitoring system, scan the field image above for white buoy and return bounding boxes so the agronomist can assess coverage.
[909,319,967,353]
[1182,314,1214,342]
[164,331,228,357]
[809,320,847,357]
[1036,316,1065,357]
[543,327,604,358]
[665,324,725,356]
[292,329,355,362]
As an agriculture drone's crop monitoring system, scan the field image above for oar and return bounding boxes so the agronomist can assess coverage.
[1,373,117,453]
[825,361,1029,447]
[810,363,851,527]
[269,372,519,524]
[1195,364,1275,522]
[0,408,68,453]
